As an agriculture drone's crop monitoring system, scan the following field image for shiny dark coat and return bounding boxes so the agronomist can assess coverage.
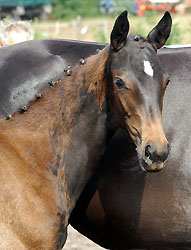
[0,39,105,118]
[70,46,191,250]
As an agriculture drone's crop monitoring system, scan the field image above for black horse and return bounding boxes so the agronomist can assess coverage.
[70,46,191,250]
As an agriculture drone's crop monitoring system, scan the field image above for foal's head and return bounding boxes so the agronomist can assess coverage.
[108,11,172,172]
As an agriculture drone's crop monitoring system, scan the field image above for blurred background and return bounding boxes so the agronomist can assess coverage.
[0,0,190,46]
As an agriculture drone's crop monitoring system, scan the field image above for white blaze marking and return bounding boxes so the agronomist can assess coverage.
[144,60,153,77]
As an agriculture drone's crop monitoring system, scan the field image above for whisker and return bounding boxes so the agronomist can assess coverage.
[119,153,144,176]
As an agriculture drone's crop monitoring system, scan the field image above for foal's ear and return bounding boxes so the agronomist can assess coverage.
[147,11,172,50]
[110,10,129,51]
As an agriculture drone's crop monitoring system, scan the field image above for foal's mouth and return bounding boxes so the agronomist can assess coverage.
[140,158,166,173]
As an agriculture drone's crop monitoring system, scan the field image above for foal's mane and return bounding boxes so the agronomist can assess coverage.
[63,45,110,111]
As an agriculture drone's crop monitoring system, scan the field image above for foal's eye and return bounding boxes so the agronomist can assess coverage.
[114,78,126,89]
[166,79,171,86]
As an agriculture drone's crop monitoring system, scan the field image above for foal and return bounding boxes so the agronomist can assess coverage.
[0,11,171,249]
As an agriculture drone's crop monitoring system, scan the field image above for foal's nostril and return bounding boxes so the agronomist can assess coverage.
[145,144,153,160]
[144,143,170,163]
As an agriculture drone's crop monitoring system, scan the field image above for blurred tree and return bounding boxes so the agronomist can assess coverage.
[53,0,100,19]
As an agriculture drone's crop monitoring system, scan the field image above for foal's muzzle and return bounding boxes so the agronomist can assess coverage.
[141,142,170,172]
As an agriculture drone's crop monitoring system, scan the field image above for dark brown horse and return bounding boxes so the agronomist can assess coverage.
[0,11,171,249]
[70,46,191,250]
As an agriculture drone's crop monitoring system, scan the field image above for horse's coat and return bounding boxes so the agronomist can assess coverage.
[70,46,191,250]
[0,39,105,118]
[0,11,171,249]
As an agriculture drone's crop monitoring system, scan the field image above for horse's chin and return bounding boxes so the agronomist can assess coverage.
[139,158,164,173]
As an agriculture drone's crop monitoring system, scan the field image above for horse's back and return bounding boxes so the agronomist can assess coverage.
[0,39,105,118]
